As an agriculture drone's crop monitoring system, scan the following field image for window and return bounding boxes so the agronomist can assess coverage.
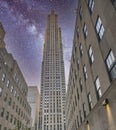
[11,86,14,93]
[77,58,79,70]
[76,27,80,38]
[14,90,17,97]
[4,93,8,101]
[0,124,2,130]
[95,77,102,100]
[88,0,94,13]
[79,110,82,124]
[1,108,4,117]
[96,16,105,40]
[79,6,83,20]
[83,65,88,80]
[77,88,79,100]
[0,87,2,96]
[9,97,12,106]
[111,0,116,9]
[88,46,94,64]
[83,103,86,118]
[2,73,5,82]
[6,80,10,88]
[6,111,9,120]
[79,43,83,56]
[106,50,116,80]
[75,96,77,106]
[79,78,83,92]
[87,93,93,111]
[83,23,88,38]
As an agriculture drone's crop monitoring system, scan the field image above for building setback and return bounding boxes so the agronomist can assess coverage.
[0,23,31,130]
[39,11,66,130]
[66,0,116,130]
[27,86,39,130]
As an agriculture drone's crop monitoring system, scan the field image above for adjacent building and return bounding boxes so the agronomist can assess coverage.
[27,86,39,130]
[39,11,66,130]
[66,0,116,130]
[0,23,31,130]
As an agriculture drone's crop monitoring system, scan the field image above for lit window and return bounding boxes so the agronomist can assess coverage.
[2,73,5,82]
[88,46,94,64]
[96,16,105,40]
[79,6,83,20]
[79,43,83,56]
[88,0,94,13]
[95,77,102,100]
[106,50,116,80]
[83,23,88,38]
[83,65,88,80]
[87,93,93,111]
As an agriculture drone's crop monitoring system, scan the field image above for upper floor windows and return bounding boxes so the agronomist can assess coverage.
[88,46,94,64]
[95,16,105,40]
[106,50,116,80]
[95,77,102,100]
[79,6,83,20]
[83,65,88,80]
[83,23,88,38]
[88,0,95,13]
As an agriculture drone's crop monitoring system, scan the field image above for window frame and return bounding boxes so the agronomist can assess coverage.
[88,0,95,13]
[83,65,88,80]
[95,16,105,40]
[83,23,88,38]
[95,76,102,100]
[88,45,94,64]
[87,93,93,111]
[105,50,116,81]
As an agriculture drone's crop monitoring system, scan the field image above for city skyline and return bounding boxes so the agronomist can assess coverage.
[0,0,78,88]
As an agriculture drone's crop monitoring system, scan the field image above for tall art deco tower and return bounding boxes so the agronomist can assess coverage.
[39,11,66,130]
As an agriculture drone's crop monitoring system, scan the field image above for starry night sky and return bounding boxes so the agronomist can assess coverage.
[0,0,78,88]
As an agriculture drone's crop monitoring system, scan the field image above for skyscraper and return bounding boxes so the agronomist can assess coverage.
[27,86,40,130]
[39,11,66,130]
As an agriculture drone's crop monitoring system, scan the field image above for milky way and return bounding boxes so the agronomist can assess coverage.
[0,0,78,89]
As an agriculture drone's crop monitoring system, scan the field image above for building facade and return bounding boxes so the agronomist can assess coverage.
[66,0,116,130]
[0,23,31,130]
[27,86,39,130]
[39,11,66,130]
